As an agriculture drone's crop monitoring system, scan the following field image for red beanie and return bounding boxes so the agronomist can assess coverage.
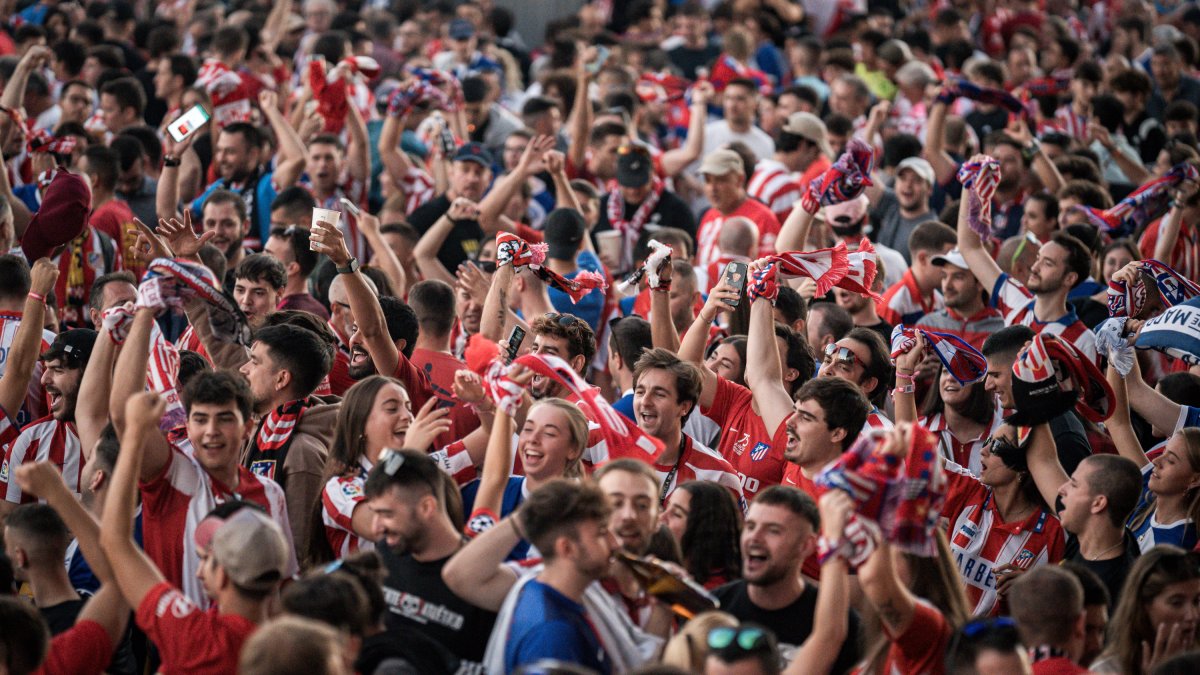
[22,171,90,264]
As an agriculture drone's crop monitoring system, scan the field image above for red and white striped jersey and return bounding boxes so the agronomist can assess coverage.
[990,273,1098,363]
[748,159,803,224]
[0,310,54,426]
[922,411,1003,476]
[653,436,747,512]
[140,444,296,606]
[943,461,1065,617]
[878,269,944,327]
[395,166,436,216]
[321,457,375,560]
[864,408,894,433]
[1053,105,1088,140]
[1139,218,1200,284]
[430,439,478,486]
[0,417,80,504]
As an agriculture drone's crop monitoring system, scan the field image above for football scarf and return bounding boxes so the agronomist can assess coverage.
[800,138,875,215]
[605,177,664,272]
[1136,295,1200,366]
[746,262,780,305]
[494,233,608,302]
[937,77,1031,120]
[143,257,252,346]
[760,242,858,296]
[1094,317,1136,376]
[889,325,988,385]
[958,154,1001,238]
[815,423,946,566]
[510,353,665,463]
[25,128,77,157]
[615,239,672,297]
[1106,259,1200,319]
[245,397,315,487]
[387,80,450,118]
[1009,334,1114,426]
[1073,163,1200,239]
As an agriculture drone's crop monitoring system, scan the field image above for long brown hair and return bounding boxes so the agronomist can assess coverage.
[1100,545,1200,675]
[307,376,402,566]
[1129,428,1200,537]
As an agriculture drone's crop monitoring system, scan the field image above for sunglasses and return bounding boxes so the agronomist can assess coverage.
[618,144,651,158]
[544,312,583,328]
[707,626,769,653]
[1012,231,1041,268]
[380,449,406,476]
[823,343,857,367]
[473,259,497,273]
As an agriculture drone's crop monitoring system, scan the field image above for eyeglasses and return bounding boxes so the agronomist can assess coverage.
[824,343,856,367]
[380,449,406,476]
[707,626,769,653]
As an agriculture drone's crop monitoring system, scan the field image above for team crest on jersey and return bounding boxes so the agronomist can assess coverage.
[1014,549,1035,564]
[0,458,7,482]
[341,481,364,499]
[87,251,102,268]
[749,442,770,462]
[250,459,276,479]
[466,512,497,536]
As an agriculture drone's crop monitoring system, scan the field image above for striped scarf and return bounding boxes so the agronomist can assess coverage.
[245,397,313,487]
[889,325,988,385]
[1073,162,1200,238]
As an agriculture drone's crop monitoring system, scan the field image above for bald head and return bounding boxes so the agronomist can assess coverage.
[718,216,758,259]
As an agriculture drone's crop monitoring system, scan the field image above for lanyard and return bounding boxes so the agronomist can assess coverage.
[658,435,688,505]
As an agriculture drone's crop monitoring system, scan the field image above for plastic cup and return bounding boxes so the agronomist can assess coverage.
[595,230,623,268]
[311,208,341,250]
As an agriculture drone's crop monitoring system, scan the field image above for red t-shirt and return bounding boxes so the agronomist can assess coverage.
[872,601,952,675]
[136,581,258,675]
[699,376,786,500]
[411,347,480,450]
[782,463,825,579]
[696,198,781,269]
[36,619,112,675]
[90,199,137,274]
[390,350,435,413]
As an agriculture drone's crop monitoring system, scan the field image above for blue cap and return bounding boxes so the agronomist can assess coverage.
[449,19,476,40]
[453,142,494,168]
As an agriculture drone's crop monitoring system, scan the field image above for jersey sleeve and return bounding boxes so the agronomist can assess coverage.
[0,428,34,504]
[135,582,211,666]
[1177,406,1200,433]
[701,376,750,425]
[430,440,478,486]
[391,351,435,411]
[321,475,365,533]
[883,601,951,673]
[989,273,1033,323]
[40,619,113,675]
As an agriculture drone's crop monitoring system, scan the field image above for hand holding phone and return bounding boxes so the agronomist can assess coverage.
[505,325,527,363]
[721,261,748,307]
[338,197,361,217]
[168,104,211,143]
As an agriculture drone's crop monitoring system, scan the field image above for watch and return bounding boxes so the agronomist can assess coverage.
[1022,138,1041,162]
[336,257,360,275]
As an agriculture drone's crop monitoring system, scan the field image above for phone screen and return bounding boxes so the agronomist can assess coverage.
[723,261,748,307]
[168,104,211,143]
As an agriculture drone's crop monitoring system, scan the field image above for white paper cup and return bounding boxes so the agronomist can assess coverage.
[311,208,341,250]
[595,230,623,267]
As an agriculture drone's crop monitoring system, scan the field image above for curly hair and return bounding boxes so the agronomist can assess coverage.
[677,481,742,586]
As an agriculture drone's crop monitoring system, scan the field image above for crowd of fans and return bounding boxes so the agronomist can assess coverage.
[4,0,1200,673]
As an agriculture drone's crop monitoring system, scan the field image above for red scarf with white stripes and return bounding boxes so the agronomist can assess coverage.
[606,178,663,271]
[245,397,313,486]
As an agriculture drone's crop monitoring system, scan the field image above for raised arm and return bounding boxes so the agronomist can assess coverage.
[441,512,522,611]
[157,124,198,222]
[0,259,54,425]
[566,57,592,172]
[681,285,736,409]
[1007,119,1064,196]
[75,316,118,462]
[786,491,851,675]
[659,83,712,177]
[1092,124,1151,186]
[648,263,680,352]
[99,393,171,613]
[924,94,959,187]
[481,249,515,343]
[775,198,817,253]
[259,89,307,188]
[108,307,171,481]
[345,95,371,186]
[412,210,461,286]
[478,135,554,235]
[954,167,1003,293]
[747,287,794,434]
[0,45,49,117]
[312,217,401,376]
[1022,422,1068,512]
[542,152,592,253]
[1105,361,1149,468]
[1122,346,1185,439]
[890,333,925,424]
[358,211,407,299]
[259,0,292,54]
[471,404,517,520]
[378,113,419,192]
[1154,182,1199,262]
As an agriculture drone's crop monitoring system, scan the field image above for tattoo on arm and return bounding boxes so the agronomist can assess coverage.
[495,286,508,327]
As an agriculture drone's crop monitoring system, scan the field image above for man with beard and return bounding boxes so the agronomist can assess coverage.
[197,189,253,280]
[872,157,937,263]
[504,479,617,673]
[408,143,495,272]
[632,348,743,505]
[0,329,96,519]
[238,324,337,561]
[301,128,370,260]
[916,250,1005,349]
[713,486,862,671]
[325,273,376,395]
[877,220,957,327]
[957,190,1099,362]
[593,144,695,274]
[363,448,497,669]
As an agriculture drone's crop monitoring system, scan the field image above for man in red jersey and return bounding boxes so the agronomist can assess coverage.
[101,392,289,675]
[407,279,480,449]
[695,149,781,268]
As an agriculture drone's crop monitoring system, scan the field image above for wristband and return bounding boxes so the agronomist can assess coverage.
[163,156,181,168]
[817,535,849,565]
[892,384,915,396]
[27,291,45,303]
[510,515,527,540]
[895,370,916,382]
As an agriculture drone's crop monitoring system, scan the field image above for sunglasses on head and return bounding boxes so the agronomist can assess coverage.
[380,449,406,476]
[544,312,582,328]
[618,144,651,157]
[707,626,769,653]
[823,342,856,367]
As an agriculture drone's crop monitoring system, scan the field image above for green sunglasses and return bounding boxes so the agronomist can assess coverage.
[707,626,768,652]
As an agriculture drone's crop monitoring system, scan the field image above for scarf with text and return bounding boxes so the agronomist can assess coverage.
[1136,295,1200,366]
[495,233,608,302]
[1106,259,1200,319]
[245,397,316,487]
[800,138,875,214]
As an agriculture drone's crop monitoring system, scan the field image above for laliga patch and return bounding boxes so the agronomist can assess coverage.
[341,480,364,500]
[750,442,770,462]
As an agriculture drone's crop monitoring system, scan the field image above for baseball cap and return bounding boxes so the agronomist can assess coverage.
[210,509,290,593]
[42,329,97,370]
[21,171,90,264]
[823,194,869,226]
[616,145,653,188]
[698,149,745,177]
[449,18,476,40]
[543,209,586,260]
[896,157,935,186]
[781,112,833,158]
[931,249,970,270]
[453,142,494,168]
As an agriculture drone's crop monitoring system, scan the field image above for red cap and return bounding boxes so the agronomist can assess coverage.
[21,171,90,263]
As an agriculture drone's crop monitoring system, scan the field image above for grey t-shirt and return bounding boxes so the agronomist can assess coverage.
[871,189,933,263]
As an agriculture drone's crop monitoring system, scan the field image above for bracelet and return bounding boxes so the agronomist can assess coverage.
[817,536,848,565]
[892,384,915,396]
[27,291,45,303]
[895,370,916,382]
[510,515,527,540]
[163,156,181,168]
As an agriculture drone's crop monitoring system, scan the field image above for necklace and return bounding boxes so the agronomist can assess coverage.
[1083,538,1123,561]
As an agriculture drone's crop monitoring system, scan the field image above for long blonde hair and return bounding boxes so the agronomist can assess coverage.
[1100,545,1200,675]
[661,610,739,671]
[526,398,589,478]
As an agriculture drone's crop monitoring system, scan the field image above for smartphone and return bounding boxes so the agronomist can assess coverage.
[586,46,610,75]
[722,261,748,307]
[168,104,211,143]
[338,197,361,217]
[506,325,526,363]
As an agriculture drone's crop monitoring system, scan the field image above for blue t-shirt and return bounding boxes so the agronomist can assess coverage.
[547,250,605,331]
[460,476,531,560]
[505,579,611,674]
[614,391,635,422]
[1130,462,1198,553]
[190,169,278,245]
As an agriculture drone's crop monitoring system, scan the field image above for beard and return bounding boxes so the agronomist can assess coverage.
[830,222,864,238]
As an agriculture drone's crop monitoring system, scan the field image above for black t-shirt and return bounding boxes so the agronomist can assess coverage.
[379,544,497,667]
[1064,530,1140,611]
[40,599,86,635]
[713,580,861,675]
[1049,412,1092,477]
[861,319,893,345]
[594,189,697,241]
[668,44,722,80]
[407,194,484,273]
